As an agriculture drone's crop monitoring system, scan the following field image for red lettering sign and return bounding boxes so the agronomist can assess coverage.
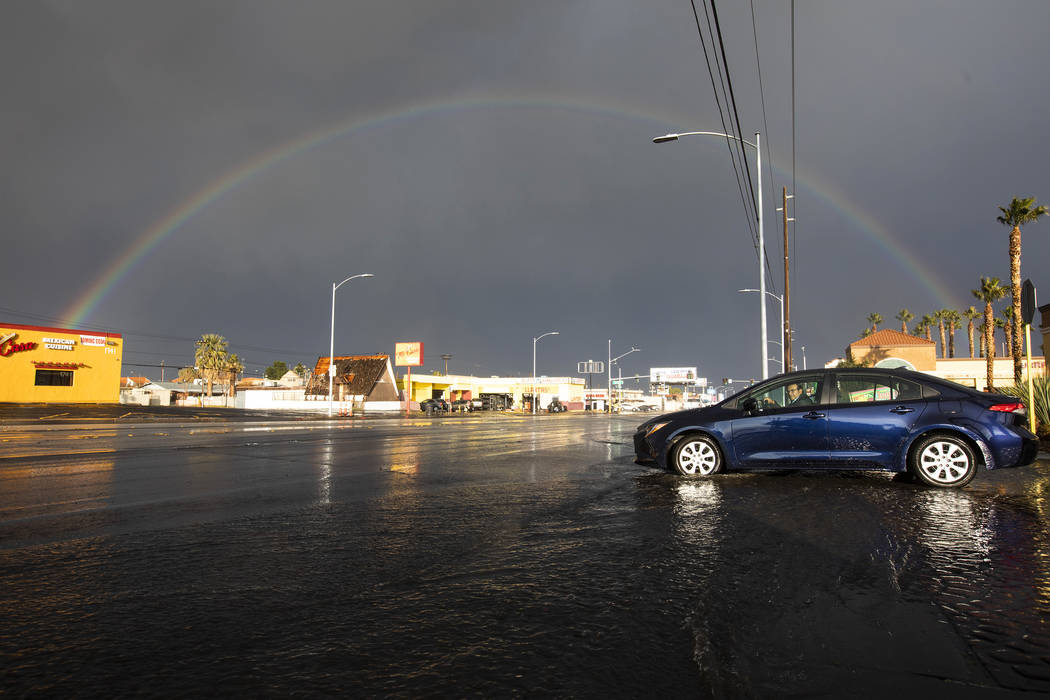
[0,333,37,357]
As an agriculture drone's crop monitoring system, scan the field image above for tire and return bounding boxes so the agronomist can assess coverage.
[909,434,977,488]
[670,435,723,478]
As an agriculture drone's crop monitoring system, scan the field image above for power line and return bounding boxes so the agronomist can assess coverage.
[689,0,761,255]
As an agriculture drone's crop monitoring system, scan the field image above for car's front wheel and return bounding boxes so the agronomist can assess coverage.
[909,434,977,488]
[670,435,723,478]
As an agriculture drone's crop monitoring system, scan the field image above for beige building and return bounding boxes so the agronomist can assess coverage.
[843,328,1044,391]
[401,373,587,411]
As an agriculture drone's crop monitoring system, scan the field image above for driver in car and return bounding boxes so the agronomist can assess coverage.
[787,383,814,406]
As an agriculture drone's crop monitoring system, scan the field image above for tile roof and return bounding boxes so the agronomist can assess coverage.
[849,328,935,347]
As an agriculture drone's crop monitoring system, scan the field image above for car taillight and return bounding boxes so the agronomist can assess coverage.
[988,402,1026,414]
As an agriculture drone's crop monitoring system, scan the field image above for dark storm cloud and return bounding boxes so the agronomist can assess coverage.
[3,1,1048,381]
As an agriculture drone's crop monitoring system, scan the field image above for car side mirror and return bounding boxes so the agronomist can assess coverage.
[741,397,757,414]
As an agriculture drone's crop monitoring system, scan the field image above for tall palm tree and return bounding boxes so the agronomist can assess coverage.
[867,312,883,333]
[963,306,981,358]
[194,333,229,397]
[896,308,914,333]
[997,196,1048,382]
[972,277,1008,390]
[934,310,949,358]
[1000,307,1015,361]
[942,309,961,358]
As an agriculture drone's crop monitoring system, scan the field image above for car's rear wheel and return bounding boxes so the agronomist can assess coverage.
[670,435,723,478]
[909,434,977,488]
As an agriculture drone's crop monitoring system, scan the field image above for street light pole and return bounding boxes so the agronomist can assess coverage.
[739,289,784,374]
[654,130,767,379]
[608,343,641,412]
[328,273,374,417]
[532,331,559,415]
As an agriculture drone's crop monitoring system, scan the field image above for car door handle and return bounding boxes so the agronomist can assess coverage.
[803,411,825,419]
[890,406,914,414]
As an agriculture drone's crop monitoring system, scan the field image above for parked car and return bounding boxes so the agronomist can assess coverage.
[634,368,1038,488]
[420,398,449,414]
[451,399,474,413]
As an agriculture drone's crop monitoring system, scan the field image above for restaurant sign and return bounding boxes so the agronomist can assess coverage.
[395,342,424,367]
[0,332,37,357]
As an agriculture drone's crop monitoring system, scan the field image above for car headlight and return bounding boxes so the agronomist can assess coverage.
[644,421,670,437]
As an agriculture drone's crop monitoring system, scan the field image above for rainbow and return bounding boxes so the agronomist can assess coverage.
[61,95,960,326]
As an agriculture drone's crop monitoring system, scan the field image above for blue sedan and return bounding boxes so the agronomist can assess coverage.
[634,368,1038,488]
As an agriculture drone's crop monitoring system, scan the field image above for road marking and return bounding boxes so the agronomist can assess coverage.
[39,413,69,420]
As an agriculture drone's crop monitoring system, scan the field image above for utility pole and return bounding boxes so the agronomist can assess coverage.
[778,187,795,372]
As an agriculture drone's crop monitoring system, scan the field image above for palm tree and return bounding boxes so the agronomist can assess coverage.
[997,197,1048,382]
[994,318,1008,357]
[934,310,949,358]
[867,312,883,333]
[896,308,914,333]
[194,333,229,397]
[913,317,929,341]
[942,309,961,358]
[963,306,981,358]
[919,314,935,342]
[226,353,244,398]
[1000,307,1015,361]
[859,328,873,338]
[972,277,1008,390]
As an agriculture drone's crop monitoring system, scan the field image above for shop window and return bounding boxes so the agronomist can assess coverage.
[35,370,73,386]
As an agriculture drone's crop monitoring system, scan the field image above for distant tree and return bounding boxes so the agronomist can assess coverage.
[195,334,229,397]
[919,314,935,342]
[1000,306,1015,360]
[293,362,309,380]
[896,308,914,333]
[942,309,961,358]
[997,196,1048,382]
[265,361,289,380]
[859,328,873,338]
[867,312,883,332]
[963,306,981,358]
[177,366,199,383]
[912,316,930,340]
[226,353,244,397]
[934,310,949,358]
[972,277,1008,390]
[994,318,1007,357]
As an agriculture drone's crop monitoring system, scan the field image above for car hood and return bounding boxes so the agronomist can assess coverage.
[638,406,713,429]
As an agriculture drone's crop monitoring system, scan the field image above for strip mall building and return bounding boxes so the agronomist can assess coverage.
[0,323,123,403]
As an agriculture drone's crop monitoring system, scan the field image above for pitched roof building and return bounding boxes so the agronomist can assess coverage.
[305,355,399,401]
[847,329,937,370]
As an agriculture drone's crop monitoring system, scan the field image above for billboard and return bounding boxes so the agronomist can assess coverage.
[649,367,698,384]
[394,342,424,367]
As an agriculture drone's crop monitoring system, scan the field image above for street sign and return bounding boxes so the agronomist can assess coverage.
[1021,279,1037,325]
[578,360,604,374]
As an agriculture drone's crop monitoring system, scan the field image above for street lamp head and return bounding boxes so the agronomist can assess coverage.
[653,134,680,144]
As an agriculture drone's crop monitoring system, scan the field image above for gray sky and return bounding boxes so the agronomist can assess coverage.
[4,1,1049,384]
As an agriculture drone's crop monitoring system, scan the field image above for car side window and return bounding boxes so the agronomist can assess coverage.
[834,375,923,404]
[744,376,823,410]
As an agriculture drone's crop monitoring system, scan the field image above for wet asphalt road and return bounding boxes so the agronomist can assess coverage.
[2,413,1049,697]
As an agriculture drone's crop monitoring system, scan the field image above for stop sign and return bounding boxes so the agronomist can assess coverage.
[1021,279,1037,325]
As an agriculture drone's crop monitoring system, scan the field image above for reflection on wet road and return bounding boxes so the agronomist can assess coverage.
[1,415,1048,696]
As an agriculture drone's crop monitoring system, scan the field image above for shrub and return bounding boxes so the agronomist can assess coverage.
[998,377,1050,436]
